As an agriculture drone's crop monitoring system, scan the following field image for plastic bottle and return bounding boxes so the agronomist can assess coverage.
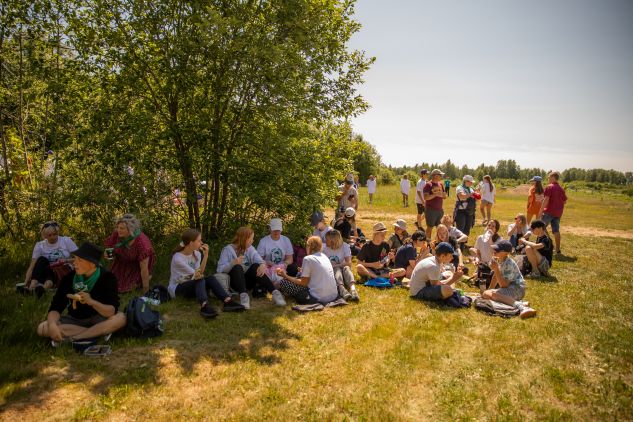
[389,272,395,284]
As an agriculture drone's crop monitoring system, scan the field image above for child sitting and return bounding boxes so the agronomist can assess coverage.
[395,231,431,279]
[323,230,359,301]
[482,240,537,319]
[518,219,553,277]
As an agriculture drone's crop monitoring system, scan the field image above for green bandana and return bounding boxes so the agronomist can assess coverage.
[73,266,101,292]
[115,228,141,249]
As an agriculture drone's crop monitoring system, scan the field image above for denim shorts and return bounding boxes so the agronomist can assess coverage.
[541,213,560,233]
[494,285,525,301]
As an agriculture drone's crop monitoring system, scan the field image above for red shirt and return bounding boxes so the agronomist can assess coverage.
[423,182,444,210]
[543,182,567,218]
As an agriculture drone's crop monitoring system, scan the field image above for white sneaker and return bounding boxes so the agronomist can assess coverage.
[519,306,537,319]
[240,292,251,310]
[271,290,286,306]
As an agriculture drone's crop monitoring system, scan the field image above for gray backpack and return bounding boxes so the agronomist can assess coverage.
[474,297,520,318]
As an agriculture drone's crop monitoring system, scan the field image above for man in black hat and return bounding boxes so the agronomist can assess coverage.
[37,242,126,344]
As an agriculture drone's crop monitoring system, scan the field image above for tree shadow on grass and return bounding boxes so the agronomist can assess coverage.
[0,292,300,416]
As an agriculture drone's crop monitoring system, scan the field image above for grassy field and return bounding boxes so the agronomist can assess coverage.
[1,184,633,421]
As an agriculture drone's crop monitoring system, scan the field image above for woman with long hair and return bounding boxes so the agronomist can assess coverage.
[477,175,495,225]
[526,176,545,224]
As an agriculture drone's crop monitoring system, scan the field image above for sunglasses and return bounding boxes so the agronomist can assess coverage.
[42,221,59,230]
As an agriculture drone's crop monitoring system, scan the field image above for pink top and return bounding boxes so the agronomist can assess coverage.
[104,231,156,293]
[543,182,567,218]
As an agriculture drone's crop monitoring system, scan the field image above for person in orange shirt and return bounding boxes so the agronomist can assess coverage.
[526,176,545,224]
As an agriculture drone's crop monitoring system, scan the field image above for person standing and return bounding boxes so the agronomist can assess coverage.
[366,175,377,204]
[453,175,477,237]
[538,171,567,254]
[444,178,451,197]
[400,175,410,207]
[415,169,428,229]
[337,174,359,218]
[527,176,545,224]
[422,169,447,240]
[477,175,496,225]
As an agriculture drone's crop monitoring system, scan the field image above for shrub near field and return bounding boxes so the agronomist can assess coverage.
[1,186,632,421]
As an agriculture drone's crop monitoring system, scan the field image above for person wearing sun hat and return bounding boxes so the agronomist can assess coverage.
[37,242,127,345]
[388,219,408,250]
[356,222,405,280]
[483,240,537,319]
[423,169,447,239]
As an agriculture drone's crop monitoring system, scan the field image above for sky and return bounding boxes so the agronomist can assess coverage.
[348,0,633,172]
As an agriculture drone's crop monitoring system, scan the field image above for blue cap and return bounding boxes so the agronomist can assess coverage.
[530,176,542,182]
[491,240,513,253]
[435,242,455,255]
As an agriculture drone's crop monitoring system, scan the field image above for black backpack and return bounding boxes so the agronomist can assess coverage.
[125,297,164,338]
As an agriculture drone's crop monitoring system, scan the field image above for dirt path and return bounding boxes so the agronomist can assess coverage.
[351,210,633,240]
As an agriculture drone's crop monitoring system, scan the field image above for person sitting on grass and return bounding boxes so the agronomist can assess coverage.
[257,218,298,285]
[440,214,468,250]
[37,242,126,346]
[507,213,530,252]
[409,242,464,302]
[518,219,553,278]
[22,221,77,297]
[388,219,408,250]
[356,222,405,280]
[169,229,246,319]
[323,229,360,301]
[276,236,339,305]
[395,230,431,279]
[310,211,332,244]
[217,226,286,309]
[333,207,364,256]
[469,219,502,265]
[431,224,464,269]
[482,240,537,319]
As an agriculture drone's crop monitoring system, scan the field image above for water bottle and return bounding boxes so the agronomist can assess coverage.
[389,272,395,284]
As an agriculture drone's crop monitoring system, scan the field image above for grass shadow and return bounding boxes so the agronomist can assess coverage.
[555,254,578,263]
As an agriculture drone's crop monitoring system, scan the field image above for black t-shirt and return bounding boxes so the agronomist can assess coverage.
[49,269,120,319]
[357,241,390,264]
[537,234,553,265]
[395,243,417,268]
[334,218,353,240]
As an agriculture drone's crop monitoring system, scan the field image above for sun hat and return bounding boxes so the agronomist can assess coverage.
[269,218,283,231]
[491,240,513,253]
[71,242,103,265]
[393,219,407,230]
[373,222,387,233]
[344,207,356,218]
[462,175,474,182]
[430,169,444,176]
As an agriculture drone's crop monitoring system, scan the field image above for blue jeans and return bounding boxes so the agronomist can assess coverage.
[541,213,561,233]
[175,276,228,305]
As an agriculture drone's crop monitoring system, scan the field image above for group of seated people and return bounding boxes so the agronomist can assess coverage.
[27,172,554,345]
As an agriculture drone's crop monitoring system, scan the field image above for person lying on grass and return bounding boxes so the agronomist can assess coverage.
[356,222,406,280]
[276,236,339,305]
[217,226,286,310]
[169,229,246,319]
[482,240,537,319]
[395,230,431,279]
[323,229,360,301]
[409,242,463,302]
[518,219,553,278]
[37,242,126,346]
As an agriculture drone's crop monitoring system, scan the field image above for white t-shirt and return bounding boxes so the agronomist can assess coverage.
[479,182,495,203]
[313,226,333,245]
[400,179,410,194]
[415,178,427,204]
[301,252,338,303]
[474,231,501,264]
[409,256,442,297]
[322,243,352,267]
[31,236,77,262]
[217,244,264,274]
[339,186,358,210]
[256,235,294,265]
[367,179,377,194]
[169,251,201,298]
[507,223,530,237]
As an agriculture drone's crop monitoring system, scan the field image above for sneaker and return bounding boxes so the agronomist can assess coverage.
[199,303,219,319]
[338,285,352,300]
[349,289,360,301]
[239,292,251,310]
[517,300,530,307]
[35,285,46,298]
[271,290,286,306]
[527,271,541,278]
[519,306,537,319]
[16,283,28,295]
[223,299,246,312]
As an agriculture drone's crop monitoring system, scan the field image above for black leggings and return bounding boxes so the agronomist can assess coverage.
[454,210,474,237]
[175,275,229,305]
[31,256,55,284]
[229,264,275,293]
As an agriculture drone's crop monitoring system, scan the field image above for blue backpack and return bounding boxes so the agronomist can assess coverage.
[125,297,164,338]
[364,278,393,288]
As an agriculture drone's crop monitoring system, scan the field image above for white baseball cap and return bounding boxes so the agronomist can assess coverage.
[269,218,283,231]
[463,175,474,182]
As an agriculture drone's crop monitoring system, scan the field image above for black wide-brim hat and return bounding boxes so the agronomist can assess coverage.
[71,242,103,265]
